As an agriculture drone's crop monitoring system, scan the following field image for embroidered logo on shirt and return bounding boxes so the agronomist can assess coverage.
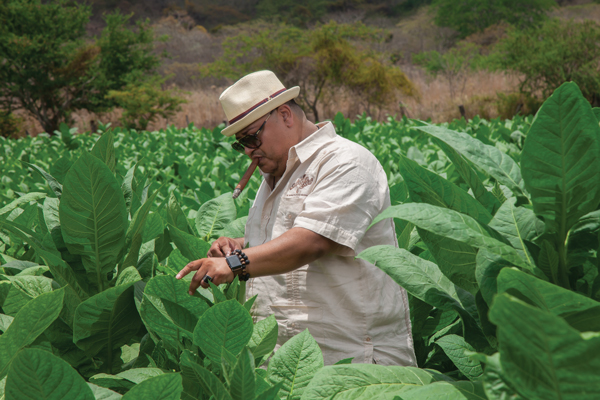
[288,174,314,195]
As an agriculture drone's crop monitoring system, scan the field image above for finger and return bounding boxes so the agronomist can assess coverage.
[207,241,225,258]
[176,259,202,280]
[221,241,233,257]
[201,274,213,288]
[189,263,208,295]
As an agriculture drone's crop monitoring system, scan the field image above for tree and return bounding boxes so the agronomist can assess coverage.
[204,21,416,121]
[0,0,94,133]
[413,42,483,101]
[0,1,177,134]
[489,19,600,104]
[106,78,187,130]
[433,0,556,38]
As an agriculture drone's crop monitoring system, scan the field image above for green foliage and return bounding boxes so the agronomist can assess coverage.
[0,1,174,133]
[495,92,542,119]
[204,21,415,121]
[433,0,556,37]
[107,78,187,130]
[256,0,328,27]
[2,82,600,398]
[414,42,483,100]
[5,348,95,400]
[0,0,94,134]
[94,11,164,110]
[490,19,600,103]
[0,112,22,139]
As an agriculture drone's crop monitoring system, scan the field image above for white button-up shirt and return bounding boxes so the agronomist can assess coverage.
[245,122,416,366]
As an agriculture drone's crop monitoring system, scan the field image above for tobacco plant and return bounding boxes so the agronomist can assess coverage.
[1,83,599,399]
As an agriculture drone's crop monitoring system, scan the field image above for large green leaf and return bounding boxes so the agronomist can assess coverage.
[121,373,182,400]
[432,138,501,214]
[140,275,208,347]
[168,224,211,262]
[180,358,232,400]
[5,348,94,400]
[268,329,324,400]
[2,275,55,315]
[59,152,128,293]
[91,132,116,173]
[230,347,256,400]
[489,293,600,400]
[474,353,524,400]
[372,203,536,273]
[195,193,236,240]
[121,188,161,270]
[73,282,141,361]
[359,246,472,314]
[496,268,600,332]
[167,193,193,235]
[88,383,123,400]
[121,161,144,214]
[416,124,526,197]
[395,380,486,400]
[0,192,47,218]
[475,199,545,304]
[488,199,544,266]
[358,246,486,349]
[435,335,483,382]
[218,216,248,240]
[193,299,253,363]
[522,82,600,236]
[300,364,450,400]
[399,155,493,224]
[399,155,492,293]
[0,289,64,379]
[0,219,88,301]
[248,314,278,359]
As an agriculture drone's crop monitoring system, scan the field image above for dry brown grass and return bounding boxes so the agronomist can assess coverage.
[16,67,520,135]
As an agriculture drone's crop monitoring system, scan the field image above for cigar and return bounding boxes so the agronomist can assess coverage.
[233,158,259,199]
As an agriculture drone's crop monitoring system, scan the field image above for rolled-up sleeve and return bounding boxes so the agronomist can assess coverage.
[292,160,386,254]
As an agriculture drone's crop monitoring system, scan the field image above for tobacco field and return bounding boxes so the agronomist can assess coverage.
[1,82,600,399]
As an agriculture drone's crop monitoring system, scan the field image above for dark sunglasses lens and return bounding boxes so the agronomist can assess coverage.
[232,142,246,153]
[239,136,261,149]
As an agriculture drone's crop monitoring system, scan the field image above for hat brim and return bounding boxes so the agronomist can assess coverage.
[221,86,300,137]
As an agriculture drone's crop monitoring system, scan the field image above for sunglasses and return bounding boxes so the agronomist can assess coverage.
[231,112,272,153]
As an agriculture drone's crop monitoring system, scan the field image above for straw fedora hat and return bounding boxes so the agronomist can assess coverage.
[219,70,300,137]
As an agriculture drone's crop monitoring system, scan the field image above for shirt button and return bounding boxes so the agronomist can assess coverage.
[287,214,292,219]
[366,337,371,342]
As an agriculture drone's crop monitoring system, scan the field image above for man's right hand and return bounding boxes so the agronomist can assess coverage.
[207,237,244,257]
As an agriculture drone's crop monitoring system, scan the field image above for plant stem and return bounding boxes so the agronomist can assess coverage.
[237,281,246,305]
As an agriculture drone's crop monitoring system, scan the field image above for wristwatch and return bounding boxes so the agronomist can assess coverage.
[226,249,251,281]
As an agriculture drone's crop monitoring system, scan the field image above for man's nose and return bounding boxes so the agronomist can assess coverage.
[244,146,254,157]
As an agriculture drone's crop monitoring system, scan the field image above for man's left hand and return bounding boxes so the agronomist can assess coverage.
[176,257,234,294]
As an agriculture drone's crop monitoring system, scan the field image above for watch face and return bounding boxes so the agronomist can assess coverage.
[226,255,243,270]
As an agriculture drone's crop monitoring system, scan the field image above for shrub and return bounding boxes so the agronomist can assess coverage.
[489,18,600,104]
[204,21,416,121]
[0,1,171,134]
[433,0,556,38]
[495,92,542,119]
[106,78,187,130]
[0,111,23,139]
[413,42,483,101]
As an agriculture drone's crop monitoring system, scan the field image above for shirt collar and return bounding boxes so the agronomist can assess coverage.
[289,121,337,164]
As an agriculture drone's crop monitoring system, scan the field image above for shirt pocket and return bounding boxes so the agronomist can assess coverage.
[278,195,306,230]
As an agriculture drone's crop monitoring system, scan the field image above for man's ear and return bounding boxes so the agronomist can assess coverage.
[277,105,294,127]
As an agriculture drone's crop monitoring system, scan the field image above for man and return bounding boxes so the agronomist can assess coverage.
[176,70,416,366]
